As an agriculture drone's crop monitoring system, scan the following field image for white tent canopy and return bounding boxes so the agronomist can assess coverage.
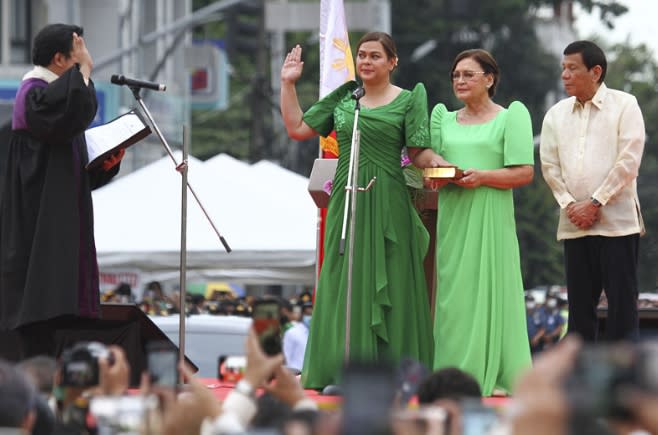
[92,152,318,286]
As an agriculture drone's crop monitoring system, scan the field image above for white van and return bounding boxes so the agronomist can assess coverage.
[149,314,251,378]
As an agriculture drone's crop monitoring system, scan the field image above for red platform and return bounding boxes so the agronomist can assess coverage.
[197,379,510,411]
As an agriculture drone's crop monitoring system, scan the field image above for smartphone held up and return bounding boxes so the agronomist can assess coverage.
[252,299,282,356]
[146,340,179,389]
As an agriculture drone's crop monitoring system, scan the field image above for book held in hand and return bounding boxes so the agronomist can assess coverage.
[84,110,152,170]
[423,166,464,180]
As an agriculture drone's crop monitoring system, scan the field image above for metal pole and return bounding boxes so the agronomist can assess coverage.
[178,125,188,369]
[339,89,376,362]
[343,126,360,361]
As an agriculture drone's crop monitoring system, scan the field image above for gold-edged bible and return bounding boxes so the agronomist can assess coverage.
[423,167,464,179]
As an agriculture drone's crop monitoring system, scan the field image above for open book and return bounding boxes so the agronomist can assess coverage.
[84,110,152,170]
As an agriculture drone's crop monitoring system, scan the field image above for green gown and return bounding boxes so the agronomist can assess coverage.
[430,101,533,395]
[301,81,434,389]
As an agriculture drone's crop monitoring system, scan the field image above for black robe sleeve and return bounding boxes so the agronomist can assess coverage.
[25,65,98,144]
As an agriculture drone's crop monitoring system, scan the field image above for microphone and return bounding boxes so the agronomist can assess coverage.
[110,74,167,92]
[351,86,365,101]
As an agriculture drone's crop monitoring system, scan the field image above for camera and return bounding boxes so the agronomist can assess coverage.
[60,341,114,387]
[393,406,448,435]
[460,398,499,435]
[565,340,658,420]
[90,395,159,434]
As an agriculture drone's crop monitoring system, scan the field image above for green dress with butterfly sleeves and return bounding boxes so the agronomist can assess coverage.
[300,80,434,388]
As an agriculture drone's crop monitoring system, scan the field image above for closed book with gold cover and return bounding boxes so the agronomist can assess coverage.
[423,167,464,179]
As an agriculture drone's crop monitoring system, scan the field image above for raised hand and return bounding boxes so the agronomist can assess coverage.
[243,327,285,388]
[71,33,92,68]
[281,44,304,84]
[71,32,93,83]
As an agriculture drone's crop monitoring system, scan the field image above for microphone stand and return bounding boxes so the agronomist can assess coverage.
[125,86,231,371]
[127,86,231,253]
[339,87,376,362]
[178,125,188,369]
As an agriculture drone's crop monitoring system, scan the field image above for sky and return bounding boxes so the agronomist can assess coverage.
[574,0,658,59]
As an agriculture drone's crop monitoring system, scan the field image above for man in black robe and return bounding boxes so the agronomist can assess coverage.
[0,24,124,357]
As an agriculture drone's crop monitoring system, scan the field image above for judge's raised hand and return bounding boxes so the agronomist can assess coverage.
[71,32,93,82]
[281,45,304,85]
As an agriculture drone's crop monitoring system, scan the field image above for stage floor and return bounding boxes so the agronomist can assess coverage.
[197,379,510,410]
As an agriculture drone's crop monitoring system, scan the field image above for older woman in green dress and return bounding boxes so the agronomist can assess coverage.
[280,31,447,389]
[429,49,534,396]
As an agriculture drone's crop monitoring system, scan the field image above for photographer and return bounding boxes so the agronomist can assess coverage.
[416,367,484,435]
[53,343,130,434]
[156,327,317,435]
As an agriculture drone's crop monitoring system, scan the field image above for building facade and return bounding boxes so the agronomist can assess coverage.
[0,0,194,172]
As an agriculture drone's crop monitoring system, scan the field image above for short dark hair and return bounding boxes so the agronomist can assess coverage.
[32,23,84,67]
[451,49,500,97]
[563,40,607,83]
[147,281,163,292]
[416,367,482,405]
[116,283,132,297]
[356,31,398,63]
[0,358,36,427]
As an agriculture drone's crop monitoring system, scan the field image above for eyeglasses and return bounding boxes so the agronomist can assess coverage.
[451,71,487,81]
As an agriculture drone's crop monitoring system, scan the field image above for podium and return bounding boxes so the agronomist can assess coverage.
[0,304,196,386]
[307,158,338,208]
[414,190,438,318]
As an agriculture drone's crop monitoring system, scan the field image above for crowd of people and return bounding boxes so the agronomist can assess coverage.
[102,280,313,322]
[525,292,568,355]
[4,331,658,434]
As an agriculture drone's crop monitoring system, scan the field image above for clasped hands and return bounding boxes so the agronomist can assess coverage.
[566,199,600,230]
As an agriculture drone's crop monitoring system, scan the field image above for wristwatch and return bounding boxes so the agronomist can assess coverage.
[590,197,602,208]
[234,379,256,399]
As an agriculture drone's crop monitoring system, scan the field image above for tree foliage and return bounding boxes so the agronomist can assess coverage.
[604,41,658,291]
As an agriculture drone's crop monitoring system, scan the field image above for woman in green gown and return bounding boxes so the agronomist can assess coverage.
[428,49,534,395]
[280,32,447,389]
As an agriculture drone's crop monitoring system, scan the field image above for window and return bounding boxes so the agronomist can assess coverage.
[10,0,31,64]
